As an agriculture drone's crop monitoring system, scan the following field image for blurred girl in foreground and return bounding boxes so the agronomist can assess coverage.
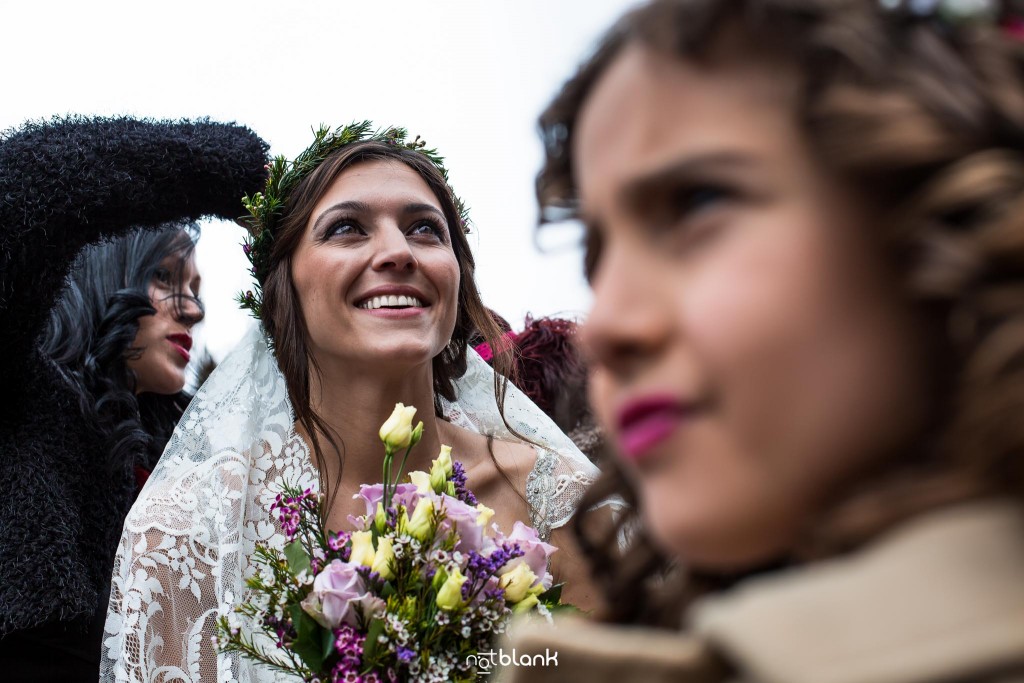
[507,1,1024,681]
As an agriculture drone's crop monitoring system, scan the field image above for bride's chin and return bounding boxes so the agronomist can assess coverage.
[356,347,439,370]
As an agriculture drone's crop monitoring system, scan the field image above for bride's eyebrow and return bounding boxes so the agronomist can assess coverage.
[401,203,446,223]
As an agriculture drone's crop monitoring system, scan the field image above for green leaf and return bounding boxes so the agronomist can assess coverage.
[362,617,386,662]
[283,539,311,576]
[322,624,336,659]
[538,583,563,604]
[290,605,314,641]
[288,605,325,671]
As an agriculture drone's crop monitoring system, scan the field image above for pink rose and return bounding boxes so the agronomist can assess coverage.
[355,482,418,517]
[505,521,558,587]
[437,494,484,553]
[301,560,385,628]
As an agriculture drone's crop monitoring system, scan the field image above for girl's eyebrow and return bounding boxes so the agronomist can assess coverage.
[620,151,758,212]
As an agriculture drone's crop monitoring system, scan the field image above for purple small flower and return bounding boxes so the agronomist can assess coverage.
[328,530,350,552]
[330,624,367,682]
[270,489,319,541]
[483,586,505,602]
[462,542,527,602]
[356,566,382,586]
[396,647,416,663]
[451,461,477,505]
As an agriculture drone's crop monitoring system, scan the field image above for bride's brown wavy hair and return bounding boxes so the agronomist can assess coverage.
[540,0,1024,626]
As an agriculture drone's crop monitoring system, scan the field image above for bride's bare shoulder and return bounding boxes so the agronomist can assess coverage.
[439,422,539,486]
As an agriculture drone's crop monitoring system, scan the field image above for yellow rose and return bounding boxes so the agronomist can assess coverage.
[429,445,454,491]
[371,536,396,580]
[379,403,418,451]
[512,593,540,614]
[408,471,432,495]
[435,566,467,611]
[498,562,539,604]
[403,497,434,542]
[409,421,424,449]
[373,502,387,534]
[475,503,495,528]
[349,530,375,567]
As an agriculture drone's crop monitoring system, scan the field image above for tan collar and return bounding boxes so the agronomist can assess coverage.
[690,500,1024,683]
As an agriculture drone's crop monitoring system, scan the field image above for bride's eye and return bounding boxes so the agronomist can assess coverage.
[325,220,364,238]
[408,220,445,241]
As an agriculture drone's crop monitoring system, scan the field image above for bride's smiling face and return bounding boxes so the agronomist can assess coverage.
[290,159,460,370]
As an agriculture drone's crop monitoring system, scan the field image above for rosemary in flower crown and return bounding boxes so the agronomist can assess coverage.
[237,121,471,317]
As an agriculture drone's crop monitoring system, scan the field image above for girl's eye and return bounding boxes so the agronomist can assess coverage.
[154,268,173,286]
[583,225,604,284]
[672,184,731,219]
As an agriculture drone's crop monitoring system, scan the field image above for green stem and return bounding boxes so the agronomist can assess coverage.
[393,444,414,490]
[382,447,394,512]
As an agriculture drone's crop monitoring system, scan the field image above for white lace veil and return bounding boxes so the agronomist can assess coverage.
[100,325,603,682]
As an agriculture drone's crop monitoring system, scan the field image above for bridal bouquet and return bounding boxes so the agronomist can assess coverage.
[216,404,565,683]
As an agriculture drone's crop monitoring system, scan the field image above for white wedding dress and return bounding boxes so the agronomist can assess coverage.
[99,326,607,682]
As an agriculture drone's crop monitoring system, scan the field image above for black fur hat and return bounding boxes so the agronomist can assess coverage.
[0,115,269,234]
[0,115,270,360]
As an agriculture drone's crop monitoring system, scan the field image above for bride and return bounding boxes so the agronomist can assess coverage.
[100,123,606,682]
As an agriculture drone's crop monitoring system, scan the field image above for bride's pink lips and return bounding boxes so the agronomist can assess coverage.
[615,395,689,463]
[359,307,427,319]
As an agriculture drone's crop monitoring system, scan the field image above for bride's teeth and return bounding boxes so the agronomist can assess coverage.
[359,294,424,309]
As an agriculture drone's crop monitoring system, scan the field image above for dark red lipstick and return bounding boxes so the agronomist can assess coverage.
[166,333,192,362]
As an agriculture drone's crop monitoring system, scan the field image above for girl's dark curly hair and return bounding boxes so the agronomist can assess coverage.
[539,0,1024,627]
[40,226,203,482]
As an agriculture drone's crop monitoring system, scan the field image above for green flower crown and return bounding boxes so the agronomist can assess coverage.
[238,121,470,316]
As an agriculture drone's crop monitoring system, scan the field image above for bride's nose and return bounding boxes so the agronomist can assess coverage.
[371,227,417,272]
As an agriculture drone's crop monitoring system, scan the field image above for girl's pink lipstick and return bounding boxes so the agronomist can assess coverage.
[615,395,687,463]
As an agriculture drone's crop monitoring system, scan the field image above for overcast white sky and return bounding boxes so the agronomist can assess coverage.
[1,0,640,361]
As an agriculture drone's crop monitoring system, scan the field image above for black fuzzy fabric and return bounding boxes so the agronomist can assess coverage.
[0,116,268,643]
